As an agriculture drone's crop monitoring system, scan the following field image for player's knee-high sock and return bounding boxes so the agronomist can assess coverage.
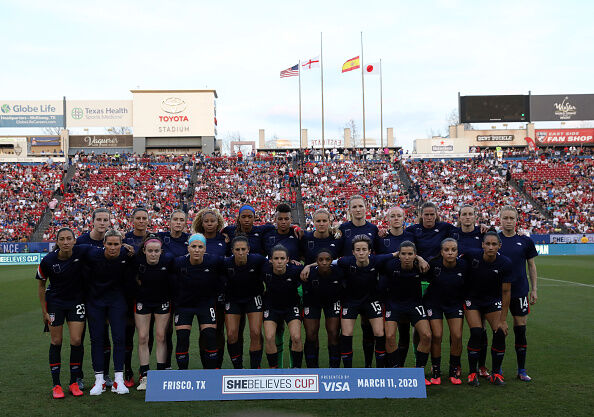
[124,323,134,376]
[387,350,400,368]
[249,349,263,369]
[478,328,488,368]
[266,352,279,368]
[304,340,319,368]
[514,325,527,371]
[69,344,83,384]
[165,327,173,369]
[290,350,303,368]
[415,350,429,369]
[157,362,167,370]
[397,322,410,367]
[361,322,374,368]
[467,327,482,374]
[139,364,149,378]
[275,327,285,368]
[49,344,62,386]
[227,341,243,369]
[431,356,441,376]
[175,329,190,370]
[374,336,386,368]
[340,335,353,368]
[491,329,506,374]
[328,344,341,368]
[449,354,461,376]
[201,328,219,369]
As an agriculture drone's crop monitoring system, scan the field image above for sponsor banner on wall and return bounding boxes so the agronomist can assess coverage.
[476,135,514,142]
[535,129,594,145]
[431,138,453,152]
[530,94,594,121]
[550,234,594,244]
[132,91,216,138]
[309,138,344,149]
[66,100,133,127]
[0,101,64,127]
[145,368,426,402]
[0,253,45,265]
[69,135,133,148]
[30,137,60,146]
[0,242,55,254]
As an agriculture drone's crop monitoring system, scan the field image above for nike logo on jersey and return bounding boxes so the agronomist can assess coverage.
[494,270,499,274]
[434,229,439,232]
[517,242,523,246]
[249,269,254,272]
[218,243,223,246]
[204,269,210,272]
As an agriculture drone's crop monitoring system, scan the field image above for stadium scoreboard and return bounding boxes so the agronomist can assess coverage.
[459,95,530,123]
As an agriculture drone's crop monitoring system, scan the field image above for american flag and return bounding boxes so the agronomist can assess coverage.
[280,64,299,78]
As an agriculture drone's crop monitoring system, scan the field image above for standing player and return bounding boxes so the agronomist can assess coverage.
[37,228,86,398]
[262,245,305,368]
[301,208,343,265]
[131,235,173,390]
[221,205,273,255]
[301,248,343,368]
[374,206,414,255]
[263,203,302,261]
[339,195,380,368]
[498,206,538,382]
[380,241,432,385]
[463,230,512,387]
[222,236,268,369]
[170,234,223,370]
[337,235,395,368]
[424,238,466,385]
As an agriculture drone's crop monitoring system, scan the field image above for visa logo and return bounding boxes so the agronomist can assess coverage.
[322,381,350,392]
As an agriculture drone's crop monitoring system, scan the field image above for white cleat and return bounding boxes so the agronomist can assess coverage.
[111,381,130,394]
[137,376,147,391]
[89,383,106,396]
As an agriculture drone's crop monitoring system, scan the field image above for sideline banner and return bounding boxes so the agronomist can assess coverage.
[0,253,44,265]
[145,368,426,402]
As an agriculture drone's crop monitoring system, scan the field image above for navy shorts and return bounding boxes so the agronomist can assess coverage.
[47,300,86,327]
[464,298,502,315]
[263,305,301,324]
[174,304,217,326]
[303,299,341,320]
[426,303,464,320]
[135,300,171,315]
[384,301,427,325]
[510,294,530,317]
[341,299,383,320]
[225,295,264,315]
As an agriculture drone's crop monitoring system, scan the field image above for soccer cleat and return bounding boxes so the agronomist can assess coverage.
[424,378,432,386]
[111,381,130,394]
[69,382,84,397]
[89,383,106,396]
[52,385,65,399]
[490,373,505,386]
[76,377,85,391]
[467,373,480,387]
[517,369,532,382]
[124,372,134,388]
[103,374,114,388]
[430,376,441,385]
[137,376,147,391]
[479,366,490,378]
[449,376,462,385]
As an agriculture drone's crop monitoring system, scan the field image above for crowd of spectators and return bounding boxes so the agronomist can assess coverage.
[0,163,63,242]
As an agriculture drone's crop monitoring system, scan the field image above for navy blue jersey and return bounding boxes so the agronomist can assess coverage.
[300,231,343,265]
[374,230,415,254]
[498,233,538,298]
[204,233,228,257]
[462,249,513,305]
[424,258,467,310]
[405,221,456,260]
[451,226,483,254]
[263,229,301,260]
[79,245,132,300]
[158,231,190,257]
[132,252,175,304]
[124,231,147,253]
[379,259,424,304]
[336,254,393,303]
[302,264,344,305]
[222,223,275,255]
[36,246,86,303]
[339,221,379,257]
[171,254,224,307]
[262,263,304,309]
[222,254,268,300]
[76,232,104,248]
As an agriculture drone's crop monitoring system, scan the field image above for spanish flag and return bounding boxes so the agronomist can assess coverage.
[342,56,360,73]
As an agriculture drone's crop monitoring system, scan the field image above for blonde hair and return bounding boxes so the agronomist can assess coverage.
[313,208,332,222]
[500,205,518,218]
[192,208,225,234]
[347,195,366,221]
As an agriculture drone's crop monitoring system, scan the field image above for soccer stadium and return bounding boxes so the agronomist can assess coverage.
[1,2,593,417]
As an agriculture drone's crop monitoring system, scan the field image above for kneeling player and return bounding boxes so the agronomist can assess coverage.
[262,245,304,368]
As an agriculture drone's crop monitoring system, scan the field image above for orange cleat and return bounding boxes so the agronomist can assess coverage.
[69,382,84,397]
[52,385,65,399]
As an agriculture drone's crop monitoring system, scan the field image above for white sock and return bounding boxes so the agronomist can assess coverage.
[114,371,124,382]
[95,373,105,384]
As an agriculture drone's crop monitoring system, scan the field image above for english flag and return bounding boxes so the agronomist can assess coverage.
[302,56,320,70]
[365,62,380,75]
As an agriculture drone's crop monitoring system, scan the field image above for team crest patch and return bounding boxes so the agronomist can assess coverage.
[342,308,348,315]
[49,313,55,324]
[174,314,179,324]
[465,300,471,307]
[304,307,310,316]
[225,302,231,311]
[385,311,391,318]
[427,309,433,317]
[308,241,315,249]
[137,303,143,311]
[264,310,269,318]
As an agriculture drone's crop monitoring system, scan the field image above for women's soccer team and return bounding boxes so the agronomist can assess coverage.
[37,196,538,398]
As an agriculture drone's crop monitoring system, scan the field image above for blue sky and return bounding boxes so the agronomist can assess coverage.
[1,0,592,150]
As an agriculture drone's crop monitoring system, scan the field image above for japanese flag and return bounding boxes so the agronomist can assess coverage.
[365,62,380,75]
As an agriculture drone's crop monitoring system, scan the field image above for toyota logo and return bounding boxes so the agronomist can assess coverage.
[161,97,186,114]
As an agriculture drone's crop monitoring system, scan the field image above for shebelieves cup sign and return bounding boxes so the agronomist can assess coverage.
[145,368,426,401]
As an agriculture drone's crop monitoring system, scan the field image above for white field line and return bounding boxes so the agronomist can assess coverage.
[540,277,594,288]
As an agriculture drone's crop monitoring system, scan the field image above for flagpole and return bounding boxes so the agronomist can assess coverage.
[321,32,325,156]
[360,31,366,148]
[380,59,384,149]
[298,59,302,150]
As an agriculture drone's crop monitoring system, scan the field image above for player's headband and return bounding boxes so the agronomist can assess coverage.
[239,205,255,215]
[144,239,162,247]
[188,233,206,245]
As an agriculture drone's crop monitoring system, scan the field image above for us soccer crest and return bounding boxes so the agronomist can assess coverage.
[383,239,390,248]
[225,302,231,311]
[342,308,348,315]
[49,313,55,324]
[385,311,391,318]
[427,309,433,317]
[304,307,310,316]
[308,241,315,249]
[263,310,269,318]
[465,300,471,307]
[137,303,143,311]
[174,314,179,324]
[345,229,351,238]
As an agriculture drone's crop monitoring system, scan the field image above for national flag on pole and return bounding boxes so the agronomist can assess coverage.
[342,56,360,73]
[365,62,380,75]
[302,56,320,70]
[280,64,299,78]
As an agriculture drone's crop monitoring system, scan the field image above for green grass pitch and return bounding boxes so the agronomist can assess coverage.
[0,256,592,416]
